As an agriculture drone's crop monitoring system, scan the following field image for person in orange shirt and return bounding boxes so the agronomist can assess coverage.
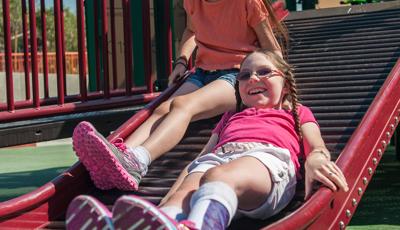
[72,0,288,192]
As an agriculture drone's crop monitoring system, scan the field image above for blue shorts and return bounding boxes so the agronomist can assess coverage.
[186,68,238,88]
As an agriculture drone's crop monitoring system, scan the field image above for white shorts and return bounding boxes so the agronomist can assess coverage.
[187,142,297,220]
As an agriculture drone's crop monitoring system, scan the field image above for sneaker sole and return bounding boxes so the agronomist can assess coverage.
[113,195,177,230]
[66,195,114,230]
[73,122,114,190]
[85,131,140,191]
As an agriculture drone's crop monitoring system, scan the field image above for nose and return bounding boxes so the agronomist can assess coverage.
[248,72,260,83]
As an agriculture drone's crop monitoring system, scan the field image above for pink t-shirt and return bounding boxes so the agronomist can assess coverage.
[184,0,269,70]
[212,106,318,173]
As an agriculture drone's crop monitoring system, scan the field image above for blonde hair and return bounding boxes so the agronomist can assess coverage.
[235,49,301,138]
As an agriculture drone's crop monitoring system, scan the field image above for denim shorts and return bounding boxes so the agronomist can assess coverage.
[187,142,297,220]
[186,68,238,88]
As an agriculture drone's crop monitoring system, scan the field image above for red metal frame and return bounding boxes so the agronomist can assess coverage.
[29,0,40,109]
[265,58,400,230]
[76,0,88,101]
[41,0,50,99]
[0,0,157,122]
[2,0,14,112]
[22,0,31,101]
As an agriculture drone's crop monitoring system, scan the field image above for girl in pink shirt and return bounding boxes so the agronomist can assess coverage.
[72,0,288,192]
[67,50,348,230]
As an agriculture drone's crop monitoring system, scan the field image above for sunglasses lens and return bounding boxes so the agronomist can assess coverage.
[256,68,272,77]
[237,72,250,81]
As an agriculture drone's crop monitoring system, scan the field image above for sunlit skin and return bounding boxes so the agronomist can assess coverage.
[238,52,288,109]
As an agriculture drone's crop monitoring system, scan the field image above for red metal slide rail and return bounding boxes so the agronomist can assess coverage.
[266,58,400,230]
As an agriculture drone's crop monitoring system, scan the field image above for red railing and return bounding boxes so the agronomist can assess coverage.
[0,0,160,122]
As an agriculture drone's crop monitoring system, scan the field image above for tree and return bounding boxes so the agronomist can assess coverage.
[0,0,23,52]
[0,1,77,52]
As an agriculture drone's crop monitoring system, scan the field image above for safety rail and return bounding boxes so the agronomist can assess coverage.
[0,0,175,122]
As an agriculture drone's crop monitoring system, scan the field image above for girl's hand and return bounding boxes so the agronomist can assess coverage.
[168,62,188,86]
[304,152,349,200]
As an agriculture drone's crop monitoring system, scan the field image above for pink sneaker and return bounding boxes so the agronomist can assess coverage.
[112,195,197,230]
[66,195,113,230]
[73,121,146,191]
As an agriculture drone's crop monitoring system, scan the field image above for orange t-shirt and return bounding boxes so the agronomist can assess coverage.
[184,0,269,70]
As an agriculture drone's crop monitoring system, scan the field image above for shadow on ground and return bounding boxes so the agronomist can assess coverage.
[0,167,69,202]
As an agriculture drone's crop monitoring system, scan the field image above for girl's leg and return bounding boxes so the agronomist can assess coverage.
[187,157,273,230]
[140,80,236,160]
[159,172,203,215]
[111,172,203,229]
[124,81,200,147]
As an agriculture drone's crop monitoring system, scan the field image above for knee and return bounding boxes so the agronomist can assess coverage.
[200,167,245,196]
[153,100,171,117]
[170,95,193,114]
[200,167,231,185]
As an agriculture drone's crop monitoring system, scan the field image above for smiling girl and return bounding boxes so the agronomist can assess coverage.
[66,50,348,230]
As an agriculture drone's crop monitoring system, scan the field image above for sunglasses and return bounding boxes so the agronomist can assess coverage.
[236,68,284,81]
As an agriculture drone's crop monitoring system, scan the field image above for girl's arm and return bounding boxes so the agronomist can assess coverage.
[302,122,349,200]
[253,20,283,58]
[169,14,197,85]
[159,133,219,206]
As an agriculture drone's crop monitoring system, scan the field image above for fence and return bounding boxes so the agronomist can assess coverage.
[0,0,174,122]
[0,52,83,75]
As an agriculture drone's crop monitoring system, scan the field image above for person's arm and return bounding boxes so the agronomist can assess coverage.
[169,14,197,85]
[302,122,349,200]
[159,133,219,206]
[253,20,283,58]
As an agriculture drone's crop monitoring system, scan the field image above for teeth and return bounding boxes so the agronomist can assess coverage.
[249,88,266,95]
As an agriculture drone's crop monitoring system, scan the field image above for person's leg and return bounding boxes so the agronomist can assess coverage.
[112,172,203,229]
[124,81,200,147]
[140,79,236,161]
[159,172,203,216]
[187,157,273,230]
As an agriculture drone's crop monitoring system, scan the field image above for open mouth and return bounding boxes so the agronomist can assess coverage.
[248,88,267,95]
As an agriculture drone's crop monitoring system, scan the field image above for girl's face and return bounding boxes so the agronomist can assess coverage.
[238,52,287,109]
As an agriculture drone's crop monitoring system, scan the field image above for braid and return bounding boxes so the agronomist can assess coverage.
[285,69,302,139]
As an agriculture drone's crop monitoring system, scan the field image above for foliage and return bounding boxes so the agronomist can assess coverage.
[0,1,77,52]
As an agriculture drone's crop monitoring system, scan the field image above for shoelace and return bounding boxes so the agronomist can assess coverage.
[112,138,128,152]
[111,138,147,176]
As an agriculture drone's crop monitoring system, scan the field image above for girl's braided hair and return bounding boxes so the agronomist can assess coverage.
[235,49,302,138]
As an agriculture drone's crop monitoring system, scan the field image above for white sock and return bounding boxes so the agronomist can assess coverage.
[160,206,187,221]
[188,181,238,229]
[127,146,151,166]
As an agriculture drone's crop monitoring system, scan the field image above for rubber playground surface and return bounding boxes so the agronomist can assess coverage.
[0,140,399,229]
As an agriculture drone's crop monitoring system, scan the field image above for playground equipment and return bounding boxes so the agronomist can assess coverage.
[0,1,399,229]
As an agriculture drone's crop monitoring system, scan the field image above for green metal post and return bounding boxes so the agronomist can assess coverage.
[153,0,173,90]
[170,0,176,61]
[85,0,97,92]
[302,0,316,10]
[130,1,146,86]
[285,0,297,11]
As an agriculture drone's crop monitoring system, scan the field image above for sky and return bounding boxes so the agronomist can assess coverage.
[43,0,76,13]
